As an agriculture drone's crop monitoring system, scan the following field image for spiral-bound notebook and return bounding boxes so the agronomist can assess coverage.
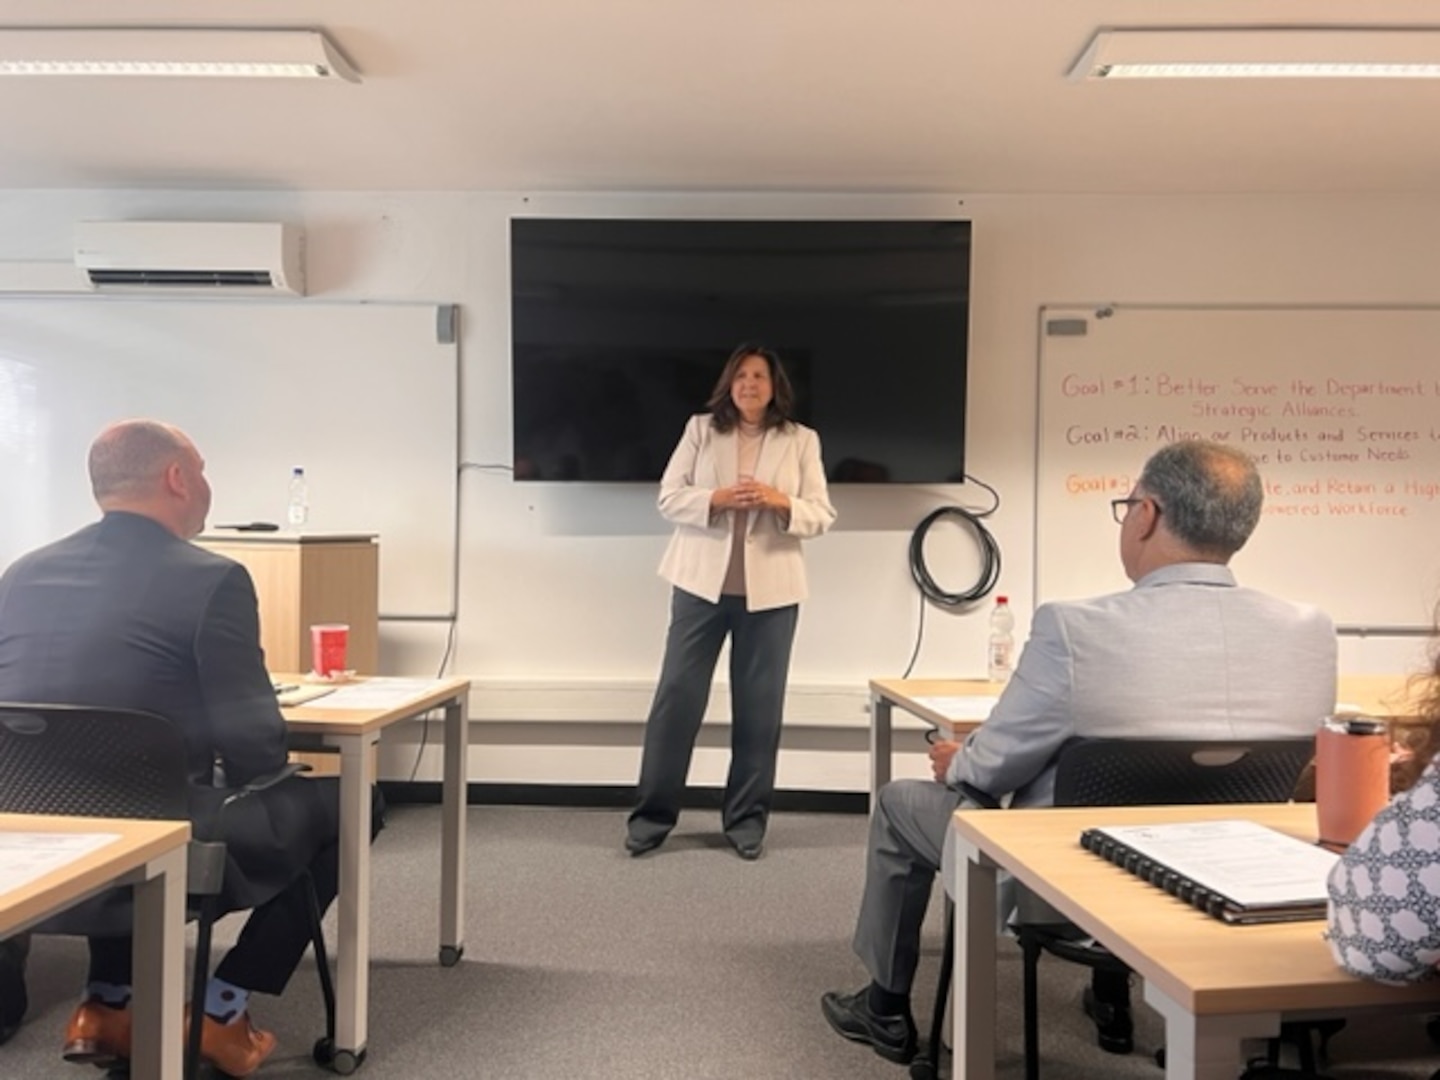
[1079,819,1339,925]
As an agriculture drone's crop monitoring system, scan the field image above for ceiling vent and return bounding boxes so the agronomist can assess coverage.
[74,221,305,295]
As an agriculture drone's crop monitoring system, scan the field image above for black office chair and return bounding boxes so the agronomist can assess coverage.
[908,736,1315,1080]
[0,702,338,1080]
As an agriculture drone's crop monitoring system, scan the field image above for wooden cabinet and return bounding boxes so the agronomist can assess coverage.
[195,533,379,675]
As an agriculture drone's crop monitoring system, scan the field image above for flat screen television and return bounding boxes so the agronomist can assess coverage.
[510,217,971,483]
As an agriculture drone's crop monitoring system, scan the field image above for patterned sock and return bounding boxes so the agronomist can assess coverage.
[203,978,251,1024]
[84,981,131,1008]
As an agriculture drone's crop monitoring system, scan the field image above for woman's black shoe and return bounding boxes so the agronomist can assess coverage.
[624,834,664,856]
[727,834,764,861]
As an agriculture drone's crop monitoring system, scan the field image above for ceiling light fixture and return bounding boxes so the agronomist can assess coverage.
[0,27,360,81]
[1069,27,1440,80]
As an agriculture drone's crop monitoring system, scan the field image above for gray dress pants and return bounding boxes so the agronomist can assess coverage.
[628,588,798,846]
[852,778,964,995]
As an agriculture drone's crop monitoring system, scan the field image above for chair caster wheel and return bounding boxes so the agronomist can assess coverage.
[439,944,463,967]
[314,1037,365,1075]
[1155,1046,1165,1068]
[908,1059,940,1080]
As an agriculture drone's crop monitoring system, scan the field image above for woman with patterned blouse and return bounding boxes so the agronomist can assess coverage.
[1327,680,1440,984]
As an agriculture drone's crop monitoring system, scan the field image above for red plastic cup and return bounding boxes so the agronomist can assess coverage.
[1315,715,1392,851]
[310,624,350,677]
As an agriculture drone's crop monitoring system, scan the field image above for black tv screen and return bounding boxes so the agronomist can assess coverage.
[510,218,971,483]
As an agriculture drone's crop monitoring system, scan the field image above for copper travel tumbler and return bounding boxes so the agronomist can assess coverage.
[1315,716,1391,851]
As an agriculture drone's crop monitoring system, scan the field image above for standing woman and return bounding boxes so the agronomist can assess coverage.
[626,344,836,860]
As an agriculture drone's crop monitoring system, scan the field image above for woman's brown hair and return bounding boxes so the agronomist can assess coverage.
[1381,596,1440,792]
[705,343,795,433]
[1394,650,1440,791]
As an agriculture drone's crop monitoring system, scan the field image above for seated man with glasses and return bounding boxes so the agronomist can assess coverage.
[1110,495,1148,524]
[822,440,1337,1066]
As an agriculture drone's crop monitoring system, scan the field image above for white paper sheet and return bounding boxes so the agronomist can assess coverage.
[911,695,999,721]
[300,677,445,710]
[0,831,121,896]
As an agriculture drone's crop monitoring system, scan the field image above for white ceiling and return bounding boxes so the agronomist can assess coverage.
[1,1,1438,194]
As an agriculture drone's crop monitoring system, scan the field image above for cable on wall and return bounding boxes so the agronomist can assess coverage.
[900,474,1003,677]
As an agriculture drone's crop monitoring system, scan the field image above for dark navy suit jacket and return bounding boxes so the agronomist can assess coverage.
[0,511,327,910]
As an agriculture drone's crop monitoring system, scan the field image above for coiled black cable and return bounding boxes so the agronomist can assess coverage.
[909,507,1002,607]
[901,474,1003,677]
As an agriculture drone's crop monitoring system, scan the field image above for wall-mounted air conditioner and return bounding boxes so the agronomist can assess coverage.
[74,221,305,295]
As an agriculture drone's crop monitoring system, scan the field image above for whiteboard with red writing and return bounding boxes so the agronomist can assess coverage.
[1036,305,1440,630]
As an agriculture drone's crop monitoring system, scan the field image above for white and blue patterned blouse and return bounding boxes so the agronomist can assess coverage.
[1327,761,1440,984]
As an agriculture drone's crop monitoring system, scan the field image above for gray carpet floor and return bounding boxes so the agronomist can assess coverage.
[6,803,1439,1078]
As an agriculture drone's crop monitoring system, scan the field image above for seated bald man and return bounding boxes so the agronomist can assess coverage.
[822,440,1337,1066]
[0,419,378,1078]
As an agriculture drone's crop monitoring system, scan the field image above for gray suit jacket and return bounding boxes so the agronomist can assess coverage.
[950,562,1338,807]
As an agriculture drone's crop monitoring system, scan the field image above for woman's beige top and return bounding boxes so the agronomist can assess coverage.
[721,421,766,595]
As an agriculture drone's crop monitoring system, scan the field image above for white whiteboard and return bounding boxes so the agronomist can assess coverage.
[0,298,457,617]
[1037,306,1440,630]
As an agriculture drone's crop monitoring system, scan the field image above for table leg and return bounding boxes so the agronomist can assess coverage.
[438,692,467,966]
[333,731,377,1060]
[952,835,998,1080]
[870,691,893,810]
[129,844,187,1080]
[1143,981,1280,1080]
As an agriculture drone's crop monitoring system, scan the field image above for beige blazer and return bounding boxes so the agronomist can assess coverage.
[656,415,836,611]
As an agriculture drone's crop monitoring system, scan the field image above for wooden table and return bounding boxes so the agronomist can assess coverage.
[0,814,189,1080]
[278,675,471,1072]
[867,679,1005,805]
[949,803,1440,1080]
[869,673,1424,809]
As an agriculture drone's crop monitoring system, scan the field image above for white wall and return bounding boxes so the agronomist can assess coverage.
[3,189,1437,790]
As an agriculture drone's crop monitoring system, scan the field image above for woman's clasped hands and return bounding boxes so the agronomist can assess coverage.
[718,477,784,513]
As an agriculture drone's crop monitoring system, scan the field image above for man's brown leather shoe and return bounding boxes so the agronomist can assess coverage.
[62,1000,131,1066]
[198,1011,278,1078]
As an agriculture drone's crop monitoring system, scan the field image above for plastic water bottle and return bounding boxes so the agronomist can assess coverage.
[287,467,309,528]
[987,595,1016,683]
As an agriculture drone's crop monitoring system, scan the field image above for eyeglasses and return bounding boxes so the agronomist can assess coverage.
[1110,497,1162,524]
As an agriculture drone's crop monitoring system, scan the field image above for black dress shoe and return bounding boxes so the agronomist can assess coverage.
[821,987,917,1065]
[624,834,664,857]
[728,836,764,861]
[1082,986,1134,1054]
